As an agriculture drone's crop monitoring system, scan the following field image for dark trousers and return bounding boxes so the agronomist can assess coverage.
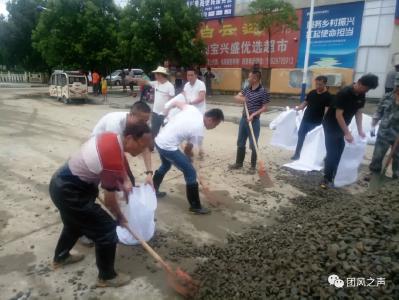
[323,127,345,182]
[151,112,165,138]
[237,116,260,151]
[205,82,212,96]
[49,165,118,280]
[385,88,394,94]
[369,133,399,177]
[294,121,319,157]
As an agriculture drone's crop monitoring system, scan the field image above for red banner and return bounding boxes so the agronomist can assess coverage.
[200,12,302,68]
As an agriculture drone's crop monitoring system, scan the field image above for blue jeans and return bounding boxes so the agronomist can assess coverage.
[237,116,260,151]
[155,144,197,185]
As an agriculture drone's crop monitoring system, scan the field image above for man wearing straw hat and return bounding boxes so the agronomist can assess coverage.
[133,66,175,138]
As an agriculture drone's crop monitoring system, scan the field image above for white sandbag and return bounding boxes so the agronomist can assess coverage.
[270,109,299,150]
[334,135,367,187]
[116,184,157,245]
[284,125,326,171]
[269,107,290,130]
[347,113,378,145]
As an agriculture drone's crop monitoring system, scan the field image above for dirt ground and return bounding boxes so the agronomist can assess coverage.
[0,87,382,300]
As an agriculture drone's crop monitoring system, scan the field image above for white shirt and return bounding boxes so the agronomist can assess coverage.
[91,112,127,137]
[155,105,204,151]
[150,80,175,115]
[183,79,206,114]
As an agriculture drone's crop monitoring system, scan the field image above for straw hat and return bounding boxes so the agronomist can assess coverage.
[152,66,169,75]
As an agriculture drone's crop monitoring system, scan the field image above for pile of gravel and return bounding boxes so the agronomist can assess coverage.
[191,180,399,299]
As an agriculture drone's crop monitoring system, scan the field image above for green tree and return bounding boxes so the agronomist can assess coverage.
[249,0,298,69]
[32,0,119,73]
[118,0,206,72]
[0,0,47,71]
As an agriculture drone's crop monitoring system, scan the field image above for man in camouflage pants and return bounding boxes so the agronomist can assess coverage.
[369,73,399,179]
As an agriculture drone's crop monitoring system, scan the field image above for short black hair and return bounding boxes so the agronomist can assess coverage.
[130,101,151,114]
[315,75,328,84]
[251,70,262,81]
[123,122,151,139]
[358,73,379,89]
[205,108,224,122]
[186,67,197,74]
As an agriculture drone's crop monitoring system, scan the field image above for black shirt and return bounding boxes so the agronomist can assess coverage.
[323,85,365,133]
[303,89,332,124]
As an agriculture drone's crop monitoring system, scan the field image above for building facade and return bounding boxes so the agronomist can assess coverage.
[191,0,398,98]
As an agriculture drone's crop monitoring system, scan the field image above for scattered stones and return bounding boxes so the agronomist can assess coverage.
[190,180,399,299]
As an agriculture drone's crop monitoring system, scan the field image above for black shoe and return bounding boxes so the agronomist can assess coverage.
[248,167,256,175]
[228,163,243,170]
[186,183,209,214]
[156,191,167,198]
[291,154,300,160]
[153,171,166,198]
[229,147,245,170]
[320,179,334,189]
[189,207,211,215]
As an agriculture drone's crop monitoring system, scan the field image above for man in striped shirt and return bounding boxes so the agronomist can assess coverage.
[229,70,270,172]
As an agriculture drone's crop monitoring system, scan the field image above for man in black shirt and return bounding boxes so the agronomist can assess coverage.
[292,75,332,160]
[321,74,379,188]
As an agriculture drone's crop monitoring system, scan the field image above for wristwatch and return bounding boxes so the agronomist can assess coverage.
[145,171,153,175]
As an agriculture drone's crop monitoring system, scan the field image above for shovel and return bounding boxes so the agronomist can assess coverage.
[194,161,226,207]
[244,103,273,187]
[369,136,399,191]
[97,196,199,298]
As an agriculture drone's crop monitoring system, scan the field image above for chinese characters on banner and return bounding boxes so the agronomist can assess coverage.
[200,13,302,68]
[187,0,235,20]
[297,2,364,69]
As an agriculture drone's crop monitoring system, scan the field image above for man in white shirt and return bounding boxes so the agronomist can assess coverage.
[91,101,154,187]
[133,66,175,138]
[183,67,207,114]
[181,67,207,157]
[153,102,224,214]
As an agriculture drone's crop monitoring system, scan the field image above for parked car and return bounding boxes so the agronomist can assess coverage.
[106,68,144,86]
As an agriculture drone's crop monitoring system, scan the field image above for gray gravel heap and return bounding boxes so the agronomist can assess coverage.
[192,179,399,299]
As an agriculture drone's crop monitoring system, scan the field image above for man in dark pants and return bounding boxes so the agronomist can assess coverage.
[204,67,215,96]
[229,70,270,173]
[153,101,224,214]
[49,123,152,287]
[321,74,379,188]
[291,75,332,160]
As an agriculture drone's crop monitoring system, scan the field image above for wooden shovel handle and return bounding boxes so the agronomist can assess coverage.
[244,102,260,157]
[97,197,171,271]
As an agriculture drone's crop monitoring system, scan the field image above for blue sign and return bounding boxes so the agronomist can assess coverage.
[396,0,399,24]
[187,0,234,20]
[297,2,364,69]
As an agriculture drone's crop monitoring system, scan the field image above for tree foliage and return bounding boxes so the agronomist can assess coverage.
[249,0,298,69]
[0,0,47,71]
[118,0,206,72]
[1,0,207,72]
[32,0,119,72]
